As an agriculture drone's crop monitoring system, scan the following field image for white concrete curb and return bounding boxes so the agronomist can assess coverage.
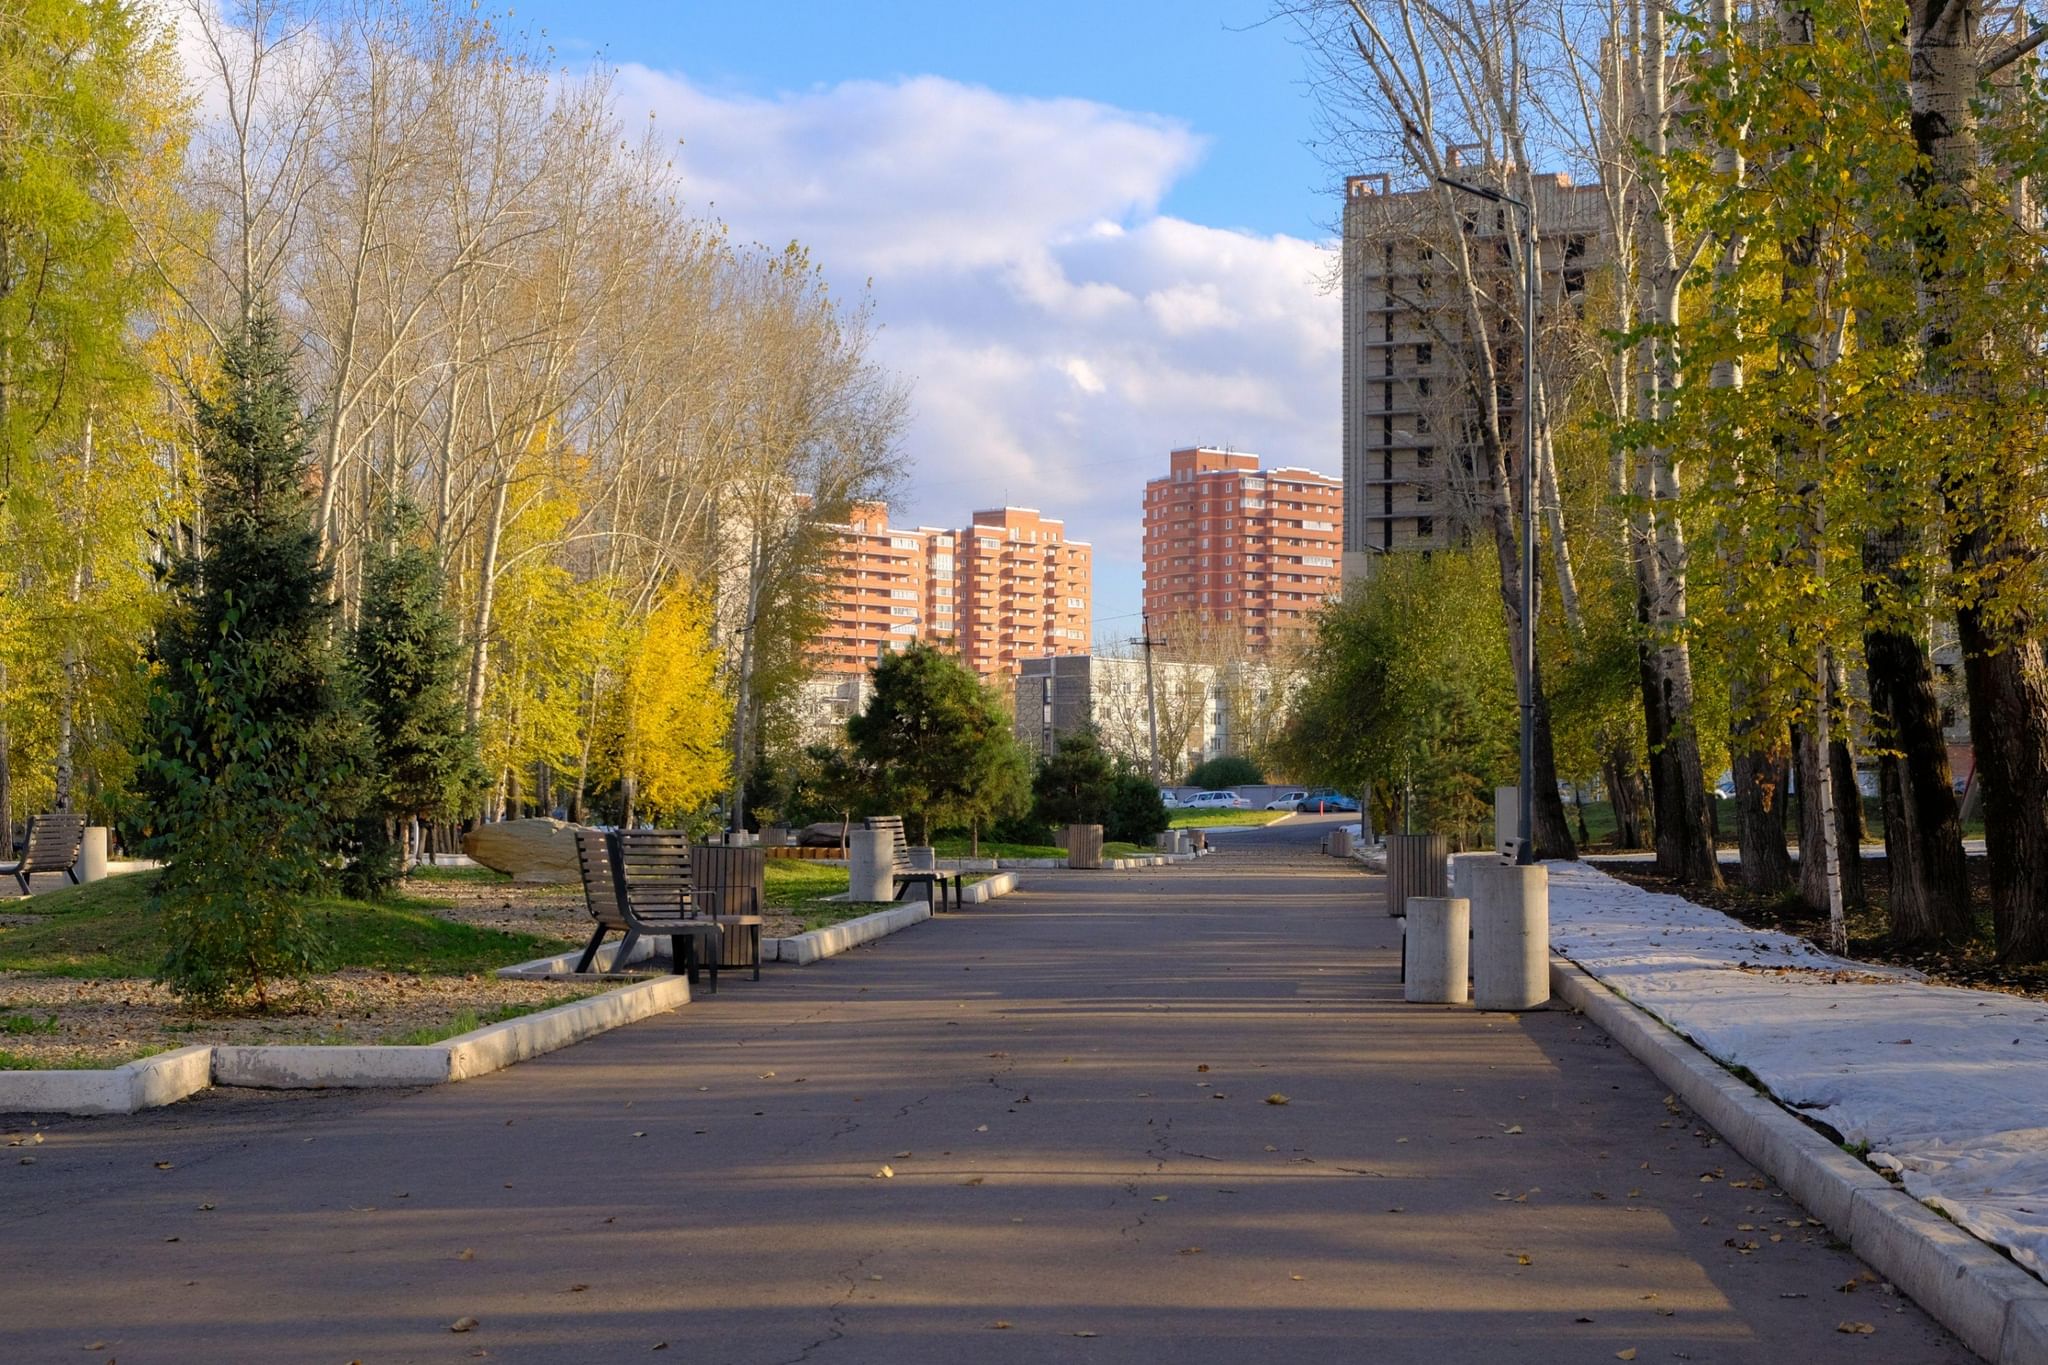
[0,978,691,1115]
[767,902,930,966]
[1553,956,2048,1364]
[958,871,1018,904]
[0,1045,213,1117]
[211,975,691,1089]
[765,872,1023,965]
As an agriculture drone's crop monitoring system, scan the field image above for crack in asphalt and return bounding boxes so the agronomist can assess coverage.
[775,1251,868,1365]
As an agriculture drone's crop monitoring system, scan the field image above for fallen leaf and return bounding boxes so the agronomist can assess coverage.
[632,1131,647,1139]
[652,1342,668,1351]
[154,1161,173,1170]
[197,1203,214,1212]
[1265,1094,1290,1106]
[1178,1246,1204,1255]
[874,1165,894,1179]
[975,1125,989,1133]
[1290,1274,1305,1281]
[458,1248,476,1261]
[895,1151,912,1159]
[1072,1330,1098,1337]
[1837,1322,1875,1335]
[450,1317,479,1333]
[758,1072,776,1079]
[1515,1253,1532,1266]
[1151,1195,1170,1202]
[962,1176,985,1187]
[1504,1125,1523,1135]
[569,1284,589,1293]
[989,1320,1013,1330]
[1616,1349,1638,1361]
[1211,1093,1228,1100]
[1197,1064,1209,1072]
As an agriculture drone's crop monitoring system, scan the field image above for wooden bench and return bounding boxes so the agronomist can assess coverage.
[1,813,85,896]
[866,815,959,911]
[573,829,725,990]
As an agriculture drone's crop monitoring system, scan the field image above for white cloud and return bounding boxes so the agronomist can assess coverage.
[615,67,1341,634]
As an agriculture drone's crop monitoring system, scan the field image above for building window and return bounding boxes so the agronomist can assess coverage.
[1417,517,1435,538]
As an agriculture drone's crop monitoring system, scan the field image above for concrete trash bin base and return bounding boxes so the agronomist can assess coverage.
[1472,863,1549,1010]
[1328,828,1353,858]
[847,828,895,903]
[1403,896,1470,1004]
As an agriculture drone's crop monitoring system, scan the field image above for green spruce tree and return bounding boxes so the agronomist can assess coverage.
[348,502,483,894]
[139,306,370,1008]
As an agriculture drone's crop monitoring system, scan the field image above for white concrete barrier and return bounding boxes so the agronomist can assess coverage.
[847,827,894,903]
[75,827,109,884]
[1403,897,1470,1004]
[1472,862,1548,1010]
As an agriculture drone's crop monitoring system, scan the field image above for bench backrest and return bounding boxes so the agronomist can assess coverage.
[21,813,85,872]
[613,829,706,922]
[865,815,911,869]
[575,828,629,931]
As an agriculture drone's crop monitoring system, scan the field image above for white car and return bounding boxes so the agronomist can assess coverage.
[1183,790,1251,812]
[1265,790,1308,811]
[1158,789,1186,809]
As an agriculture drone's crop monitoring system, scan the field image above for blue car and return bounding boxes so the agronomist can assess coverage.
[1295,793,1359,814]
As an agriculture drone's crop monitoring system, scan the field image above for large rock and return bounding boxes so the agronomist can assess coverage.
[463,818,582,883]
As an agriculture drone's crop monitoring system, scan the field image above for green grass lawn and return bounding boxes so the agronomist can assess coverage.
[1102,841,1150,859]
[0,874,570,980]
[1168,809,1288,829]
[930,837,1066,859]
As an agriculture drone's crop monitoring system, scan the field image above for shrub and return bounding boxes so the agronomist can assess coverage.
[1105,771,1168,845]
[1032,731,1117,829]
[1187,754,1263,789]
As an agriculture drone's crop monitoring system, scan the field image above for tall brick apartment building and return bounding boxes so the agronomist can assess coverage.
[956,507,1092,676]
[1141,447,1342,652]
[1339,163,1612,581]
[810,502,1091,679]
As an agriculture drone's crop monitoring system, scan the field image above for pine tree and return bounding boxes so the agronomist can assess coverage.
[847,643,1024,845]
[139,306,370,1008]
[349,501,483,892]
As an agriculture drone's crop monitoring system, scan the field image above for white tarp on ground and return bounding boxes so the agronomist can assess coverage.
[1547,860,2048,1282]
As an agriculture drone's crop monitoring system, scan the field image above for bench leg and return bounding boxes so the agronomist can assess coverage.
[573,925,610,974]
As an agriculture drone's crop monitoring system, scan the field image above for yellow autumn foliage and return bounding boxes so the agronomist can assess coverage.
[622,584,730,822]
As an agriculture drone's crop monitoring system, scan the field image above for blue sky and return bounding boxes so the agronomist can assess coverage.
[512,0,1345,641]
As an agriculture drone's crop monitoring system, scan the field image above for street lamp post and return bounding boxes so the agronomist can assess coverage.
[1438,174,1537,865]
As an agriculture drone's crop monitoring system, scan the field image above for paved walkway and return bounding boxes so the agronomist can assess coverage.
[2,818,1968,1363]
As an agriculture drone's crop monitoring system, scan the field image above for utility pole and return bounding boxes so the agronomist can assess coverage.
[1131,614,1168,784]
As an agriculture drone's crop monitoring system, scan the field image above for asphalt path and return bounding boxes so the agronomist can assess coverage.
[2,816,1970,1363]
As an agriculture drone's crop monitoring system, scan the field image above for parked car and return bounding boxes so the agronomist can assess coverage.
[1265,790,1309,811]
[1295,793,1360,814]
[1182,790,1251,812]
[1159,789,1186,809]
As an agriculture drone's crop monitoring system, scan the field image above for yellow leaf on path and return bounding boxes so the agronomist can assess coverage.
[1838,1322,1876,1335]
[1197,1064,1209,1072]
[458,1248,475,1261]
[1266,1094,1290,1106]
[1616,1350,1638,1361]
[874,1165,894,1179]
[1290,1274,1305,1281]
[1152,1195,1170,1202]
[989,1320,1013,1330]
[1504,1125,1523,1135]
[963,1177,985,1186]
[1179,1246,1204,1255]
[1515,1254,1532,1266]
[449,1317,479,1333]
